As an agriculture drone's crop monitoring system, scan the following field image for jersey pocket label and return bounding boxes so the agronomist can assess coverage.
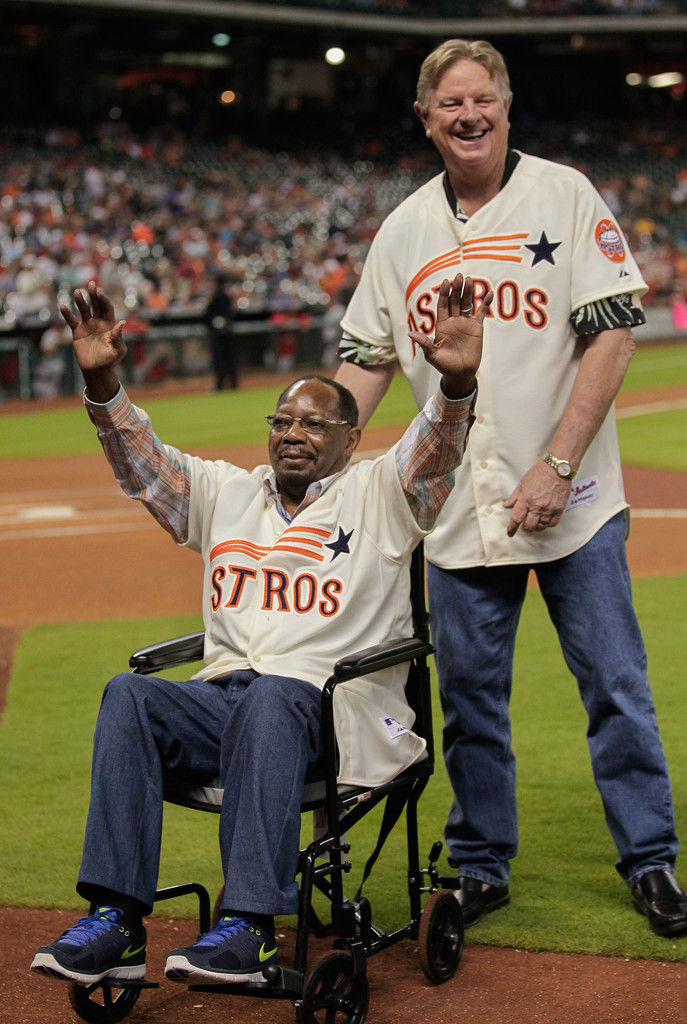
[380,715,410,739]
[566,476,601,511]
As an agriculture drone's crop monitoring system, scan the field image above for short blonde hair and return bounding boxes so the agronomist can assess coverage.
[416,39,511,116]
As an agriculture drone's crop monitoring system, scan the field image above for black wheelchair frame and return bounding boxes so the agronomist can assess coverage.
[67,544,463,1024]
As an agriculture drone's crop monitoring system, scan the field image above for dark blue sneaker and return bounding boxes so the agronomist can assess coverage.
[30,906,146,984]
[165,915,278,984]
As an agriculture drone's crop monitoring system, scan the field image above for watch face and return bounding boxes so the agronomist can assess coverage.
[556,462,572,477]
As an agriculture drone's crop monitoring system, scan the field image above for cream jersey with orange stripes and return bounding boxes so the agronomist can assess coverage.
[340,153,648,568]
[85,383,474,787]
[184,446,426,786]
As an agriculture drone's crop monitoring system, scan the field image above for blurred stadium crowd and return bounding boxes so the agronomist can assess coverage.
[2,112,687,396]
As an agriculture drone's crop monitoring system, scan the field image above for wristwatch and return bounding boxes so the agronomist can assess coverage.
[542,452,576,480]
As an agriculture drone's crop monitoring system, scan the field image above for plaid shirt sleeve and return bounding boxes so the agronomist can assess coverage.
[84,386,192,544]
[395,386,477,531]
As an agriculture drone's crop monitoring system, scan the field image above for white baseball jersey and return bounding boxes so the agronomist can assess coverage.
[341,152,648,568]
[183,449,428,787]
[87,386,475,788]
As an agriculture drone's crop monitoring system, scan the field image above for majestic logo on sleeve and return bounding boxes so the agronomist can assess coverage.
[595,219,625,263]
[209,524,353,616]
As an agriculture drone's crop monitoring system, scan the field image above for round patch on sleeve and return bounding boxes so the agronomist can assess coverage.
[595,219,625,263]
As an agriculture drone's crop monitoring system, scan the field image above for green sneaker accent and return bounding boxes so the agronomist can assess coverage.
[122,943,147,959]
[165,915,279,984]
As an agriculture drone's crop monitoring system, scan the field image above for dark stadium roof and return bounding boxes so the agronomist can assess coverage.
[2,0,687,139]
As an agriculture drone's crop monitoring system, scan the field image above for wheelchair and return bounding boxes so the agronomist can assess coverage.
[67,544,463,1024]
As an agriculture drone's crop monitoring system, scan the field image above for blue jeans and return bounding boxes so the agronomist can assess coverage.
[77,670,322,916]
[427,512,678,888]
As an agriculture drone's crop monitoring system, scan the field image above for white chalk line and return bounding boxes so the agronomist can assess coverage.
[2,393,685,540]
[0,506,684,542]
[617,397,687,418]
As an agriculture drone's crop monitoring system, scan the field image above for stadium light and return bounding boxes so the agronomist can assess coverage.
[325,47,345,66]
[648,71,684,88]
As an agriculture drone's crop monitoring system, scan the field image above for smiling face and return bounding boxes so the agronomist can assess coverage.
[415,59,512,183]
[268,379,361,508]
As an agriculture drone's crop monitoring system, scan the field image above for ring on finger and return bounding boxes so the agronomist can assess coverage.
[460,304,474,316]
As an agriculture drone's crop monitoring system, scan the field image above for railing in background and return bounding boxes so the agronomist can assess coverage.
[1,308,683,402]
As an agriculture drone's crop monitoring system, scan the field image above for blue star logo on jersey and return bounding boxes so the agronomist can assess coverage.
[525,231,561,267]
[325,526,353,560]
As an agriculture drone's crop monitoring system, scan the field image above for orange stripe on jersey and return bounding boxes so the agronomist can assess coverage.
[283,525,331,537]
[463,233,529,246]
[459,235,527,263]
[463,251,523,263]
[211,525,331,564]
[210,540,271,561]
[278,524,330,551]
[405,247,463,304]
[405,235,531,301]
[462,244,522,253]
[275,535,324,549]
[271,544,325,561]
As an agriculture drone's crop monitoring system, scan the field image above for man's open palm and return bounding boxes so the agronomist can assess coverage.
[60,281,127,373]
[410,274,493,383]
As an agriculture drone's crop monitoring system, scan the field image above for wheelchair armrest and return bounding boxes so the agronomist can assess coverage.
[129,631,205,674]
[332,636,434,682]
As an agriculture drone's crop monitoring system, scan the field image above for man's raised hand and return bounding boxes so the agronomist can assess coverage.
[61,282,127,402]
[409,274,493,399]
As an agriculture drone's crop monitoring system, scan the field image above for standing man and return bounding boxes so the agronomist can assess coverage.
[205,274,238,390]
[335,38,687,937]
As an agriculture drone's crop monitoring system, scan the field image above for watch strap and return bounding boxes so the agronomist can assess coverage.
[542,452,577,480]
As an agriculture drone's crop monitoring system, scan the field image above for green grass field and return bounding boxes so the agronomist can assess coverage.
[2,577,686,960]
[2,340,685,462]
[1,340,686,960]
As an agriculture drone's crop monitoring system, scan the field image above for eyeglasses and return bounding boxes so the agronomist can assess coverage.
[265,413,351,436]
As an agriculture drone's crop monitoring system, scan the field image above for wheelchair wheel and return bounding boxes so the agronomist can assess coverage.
[68,979,141,1023]
[418,889,464,984]
[299,952,369,1024]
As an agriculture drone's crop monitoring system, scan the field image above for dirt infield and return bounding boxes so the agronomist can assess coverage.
[2,380,687,1023]
[7,909,687,1024]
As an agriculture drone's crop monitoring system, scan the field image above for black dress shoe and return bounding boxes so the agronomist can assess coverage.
[631,870,687,937]
[456,876,510,927]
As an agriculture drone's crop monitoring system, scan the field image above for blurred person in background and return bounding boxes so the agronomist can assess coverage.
[204,273,239,390]
[33,317,73,399]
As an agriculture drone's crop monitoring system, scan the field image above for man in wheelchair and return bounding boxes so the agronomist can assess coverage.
[31,274,492,989]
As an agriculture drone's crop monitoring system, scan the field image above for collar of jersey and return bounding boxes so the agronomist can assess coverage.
[264,465,350,523]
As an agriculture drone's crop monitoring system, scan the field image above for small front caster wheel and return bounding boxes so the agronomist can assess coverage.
[418,889,464,984]
[68,979,141,1023]
[299,951,369,1024]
